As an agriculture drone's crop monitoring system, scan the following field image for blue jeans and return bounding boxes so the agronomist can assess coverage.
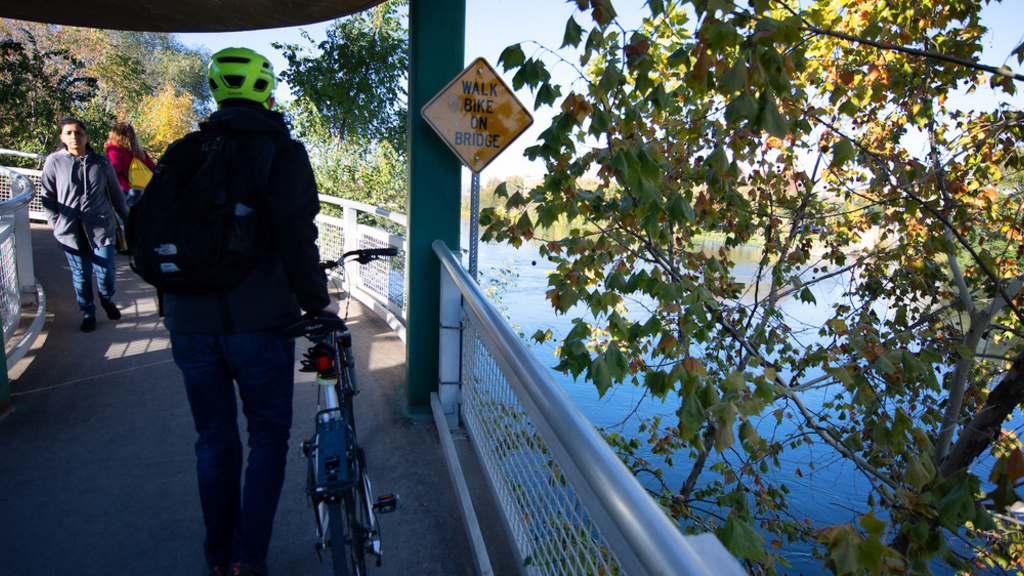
[62,244,116,318]
[170,330,296,574]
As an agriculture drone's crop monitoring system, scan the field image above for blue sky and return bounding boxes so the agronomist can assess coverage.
[179,0,1024,181]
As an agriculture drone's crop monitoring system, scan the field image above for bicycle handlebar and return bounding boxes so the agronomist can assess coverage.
[322,247,399,271]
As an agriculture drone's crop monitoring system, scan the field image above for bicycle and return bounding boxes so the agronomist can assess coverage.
[286,247,400,576]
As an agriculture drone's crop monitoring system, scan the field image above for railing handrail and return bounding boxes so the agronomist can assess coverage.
[0,148,47,160]
[0,166,37,216]
[319,195,408,227]
[432,239,745,576]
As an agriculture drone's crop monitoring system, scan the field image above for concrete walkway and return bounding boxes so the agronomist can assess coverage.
[0,224,512,576]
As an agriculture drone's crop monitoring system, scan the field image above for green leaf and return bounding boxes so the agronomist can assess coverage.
[829,366,853,386]
[830,536,860,574]
[677,395,705,437]
[900,351,928,377]
[718,60,748,94]
[589,356,612,398]
[725,91,758,124]
[705,145,730,175]
[605,341,628,380]
[535,82,559,107]
[859,511,886,538]
[739,420,760,444]
[646,369,671,397]
[718,516,765,560]
[873,355,896,375]
[667,46,690,68]
[714,418,735,453]
[905,456,932,490]
[562,17,583,48]
[498,44,525,70]
[937,481,974,526]
[758,89,790,139]
[829,137,855,169]
[589,108,611,135]
[799,287,816,304]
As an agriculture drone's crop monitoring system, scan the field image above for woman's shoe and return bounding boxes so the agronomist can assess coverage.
[81,316,96,332]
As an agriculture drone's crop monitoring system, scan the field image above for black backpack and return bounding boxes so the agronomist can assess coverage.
[128,124,278,294]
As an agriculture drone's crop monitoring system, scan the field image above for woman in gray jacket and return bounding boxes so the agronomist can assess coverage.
[41,118,130,332]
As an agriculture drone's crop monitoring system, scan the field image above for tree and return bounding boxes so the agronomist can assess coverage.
[136,84,200,157]
[274,0,409,152]
[274,1,409,212]
[0,28,98,160]
[482,0,1024,573]
[0,20,210,159]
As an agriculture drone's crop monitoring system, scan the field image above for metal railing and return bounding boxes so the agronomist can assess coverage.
[0,165,46,222]
[314,196,407,340]
[433,240,745,576]
[0,163,43,371]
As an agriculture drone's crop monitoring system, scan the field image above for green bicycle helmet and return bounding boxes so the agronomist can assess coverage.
[208,47,276,107]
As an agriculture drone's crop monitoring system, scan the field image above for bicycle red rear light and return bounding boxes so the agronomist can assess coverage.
[313,354,334,371]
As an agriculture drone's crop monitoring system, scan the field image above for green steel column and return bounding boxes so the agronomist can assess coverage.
[406,0,465,409]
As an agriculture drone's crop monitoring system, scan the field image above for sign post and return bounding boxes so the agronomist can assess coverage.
[422,57,533,279]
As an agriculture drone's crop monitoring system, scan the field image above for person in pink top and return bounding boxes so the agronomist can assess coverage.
[104,121,156,195]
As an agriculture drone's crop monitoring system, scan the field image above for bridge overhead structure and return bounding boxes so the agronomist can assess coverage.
[0,0,465,411]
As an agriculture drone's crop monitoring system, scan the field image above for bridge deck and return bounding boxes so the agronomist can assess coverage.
[0,224,515,576]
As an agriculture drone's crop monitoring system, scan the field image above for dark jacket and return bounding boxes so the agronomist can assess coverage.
[40,150,129,252]
[162,102,331,333]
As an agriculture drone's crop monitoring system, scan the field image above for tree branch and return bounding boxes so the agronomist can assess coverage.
[941,348,1024,476]
[799,25,1024,83]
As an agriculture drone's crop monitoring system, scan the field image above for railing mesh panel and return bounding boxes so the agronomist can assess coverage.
[0,222,20,341]
[315,214,405,316]
[0,168,45,219]
[460,322,619,576]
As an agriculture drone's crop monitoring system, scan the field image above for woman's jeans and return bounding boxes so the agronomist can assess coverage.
[62,244,116,318]
[170,330,296,574]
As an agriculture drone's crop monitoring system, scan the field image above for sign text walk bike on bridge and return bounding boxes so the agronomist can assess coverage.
[421,57,533,174]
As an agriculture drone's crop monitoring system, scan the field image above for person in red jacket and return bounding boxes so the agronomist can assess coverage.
[104,121,156,195]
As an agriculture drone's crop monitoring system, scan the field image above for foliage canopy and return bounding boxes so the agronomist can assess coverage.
[483,0,1024,573]
[0,21,209,161]
[274,1,409,212]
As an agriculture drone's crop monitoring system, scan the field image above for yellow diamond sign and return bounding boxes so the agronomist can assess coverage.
[421,57,533,174]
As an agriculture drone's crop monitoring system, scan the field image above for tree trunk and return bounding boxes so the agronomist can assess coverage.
[940,348,1024,477]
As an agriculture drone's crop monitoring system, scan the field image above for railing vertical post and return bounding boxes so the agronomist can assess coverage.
[437,246,463,429]
[342,202,359,296]
[14,205,34,302]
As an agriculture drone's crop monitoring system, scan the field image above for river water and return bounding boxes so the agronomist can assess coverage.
[465,228,1021,574]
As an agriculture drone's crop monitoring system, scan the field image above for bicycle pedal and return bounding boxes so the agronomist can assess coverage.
[374,493,399,514]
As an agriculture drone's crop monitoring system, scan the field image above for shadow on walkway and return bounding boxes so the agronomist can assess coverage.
[0,223,506,576]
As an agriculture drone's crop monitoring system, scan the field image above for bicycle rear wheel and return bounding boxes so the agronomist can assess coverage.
[349,469,370,574]
[327,498,353,576]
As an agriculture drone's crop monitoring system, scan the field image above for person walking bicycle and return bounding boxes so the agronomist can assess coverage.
[159,47,339,576]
